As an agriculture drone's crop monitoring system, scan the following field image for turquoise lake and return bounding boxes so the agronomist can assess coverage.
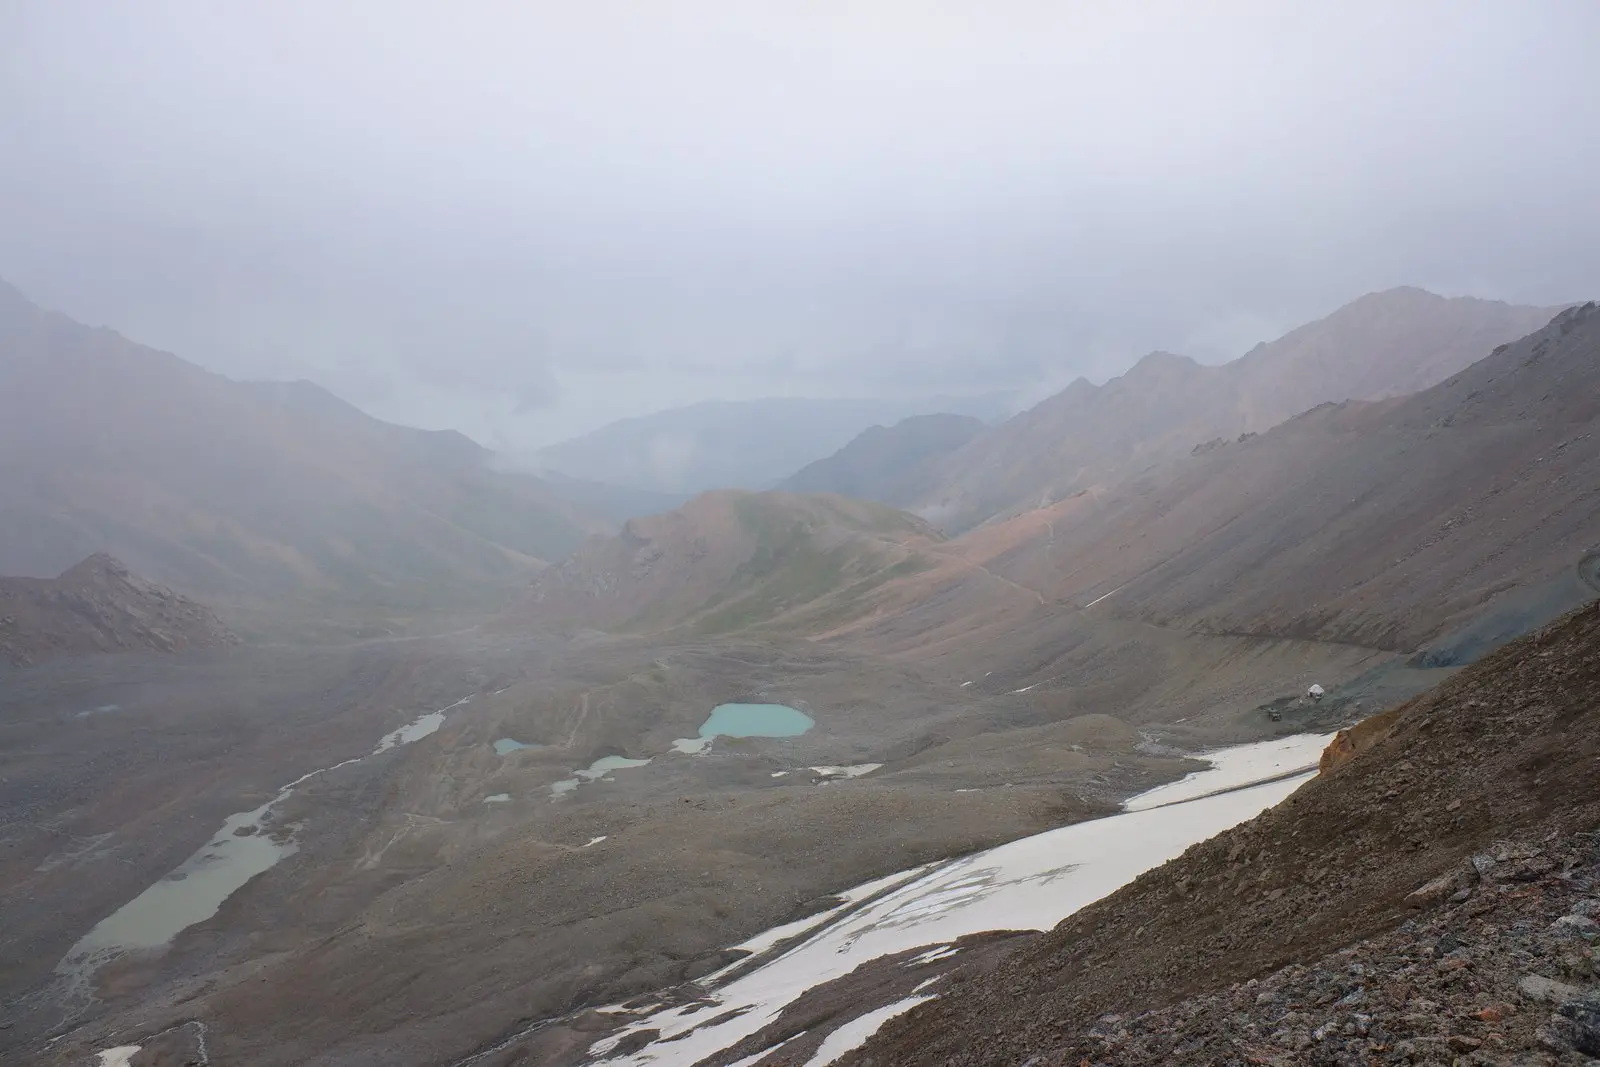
[701,702,814,738]
[685,703,815,750]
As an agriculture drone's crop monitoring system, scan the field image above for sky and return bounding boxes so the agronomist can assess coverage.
[3,1,1599,450]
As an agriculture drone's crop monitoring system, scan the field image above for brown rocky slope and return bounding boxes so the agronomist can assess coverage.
[852,599,1600,1065]
[913,288,1561,532]
[919,300,1600,656]
[0,553,236,666]
[510,490,947,636]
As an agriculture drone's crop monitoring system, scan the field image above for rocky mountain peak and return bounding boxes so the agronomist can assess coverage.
[0,554,237,667]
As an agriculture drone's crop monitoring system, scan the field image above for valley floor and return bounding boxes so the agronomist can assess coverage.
[0,608,1394,1067]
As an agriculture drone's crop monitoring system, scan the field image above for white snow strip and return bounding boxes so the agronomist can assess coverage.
[584,836,608,847]
[1082,585,1123,609]
[809,764,882,780]
[96,1049,142,1067]
[1121,733,1331,812]
[906,944,959,966]
[805,996,934,1067]
[591,735,1330,1066]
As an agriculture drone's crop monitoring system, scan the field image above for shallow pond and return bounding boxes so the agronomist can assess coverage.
[57,696,473,993]
[550,755,653,798]
[493,738,541,756]
[672,703,814,754]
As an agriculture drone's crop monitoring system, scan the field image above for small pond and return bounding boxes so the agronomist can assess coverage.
[672,703,814,754]
[550,755,653,798]
[57,696,472,986]
[493,738,541,756]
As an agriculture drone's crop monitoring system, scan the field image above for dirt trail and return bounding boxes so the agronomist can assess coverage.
[969,560,1047,606]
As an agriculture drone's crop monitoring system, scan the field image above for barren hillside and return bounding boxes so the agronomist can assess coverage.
[505,307,1598,701]
[779,413,987,506]
[0,282,607,632]
[0,554,236,666]
[958,301,1600,652]
[511,490,948,636]
[915,289,1561,532]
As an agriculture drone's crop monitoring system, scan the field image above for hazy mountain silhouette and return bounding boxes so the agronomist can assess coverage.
[0,282,607,633]
[913,288,1563,531]
[535,393,1012,496]
[519,305,1600,670]
[778,412,986,506]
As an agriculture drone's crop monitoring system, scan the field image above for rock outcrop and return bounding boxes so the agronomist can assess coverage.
[0,553,237,666]
[1318,705,1404,774]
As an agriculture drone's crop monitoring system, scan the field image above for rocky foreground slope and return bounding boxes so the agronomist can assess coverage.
[851,600,1600,1066]
[0,553,236,666]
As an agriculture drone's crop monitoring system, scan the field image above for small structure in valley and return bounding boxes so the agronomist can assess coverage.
[1307,683,1326,702]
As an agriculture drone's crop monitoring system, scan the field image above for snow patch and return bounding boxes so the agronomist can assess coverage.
[590,735,1331,1066]
[810,764,882,780]
[805,996,934,1066]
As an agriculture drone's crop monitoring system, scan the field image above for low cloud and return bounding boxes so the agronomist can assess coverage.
[2,1,1597,446]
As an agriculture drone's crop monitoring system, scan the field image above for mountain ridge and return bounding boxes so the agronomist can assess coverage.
[510,489,945,637]
[534,393,1013,496]
[513,304,1600,685]
[0,553,237,666]
[778,412,987,506]
[0,282,609,634]
[911,288,1564,531]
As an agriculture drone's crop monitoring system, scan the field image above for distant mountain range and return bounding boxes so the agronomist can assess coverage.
[3,278,1583,650]
[533,393,1015,496]
[777,412,986,506]
[951,300,1600,651]
[789,288,1562,532]
[513,301,1600,673]
[0,282,609,635]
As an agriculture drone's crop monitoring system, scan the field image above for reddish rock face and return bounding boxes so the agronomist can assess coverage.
[1318,704,1405,774]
